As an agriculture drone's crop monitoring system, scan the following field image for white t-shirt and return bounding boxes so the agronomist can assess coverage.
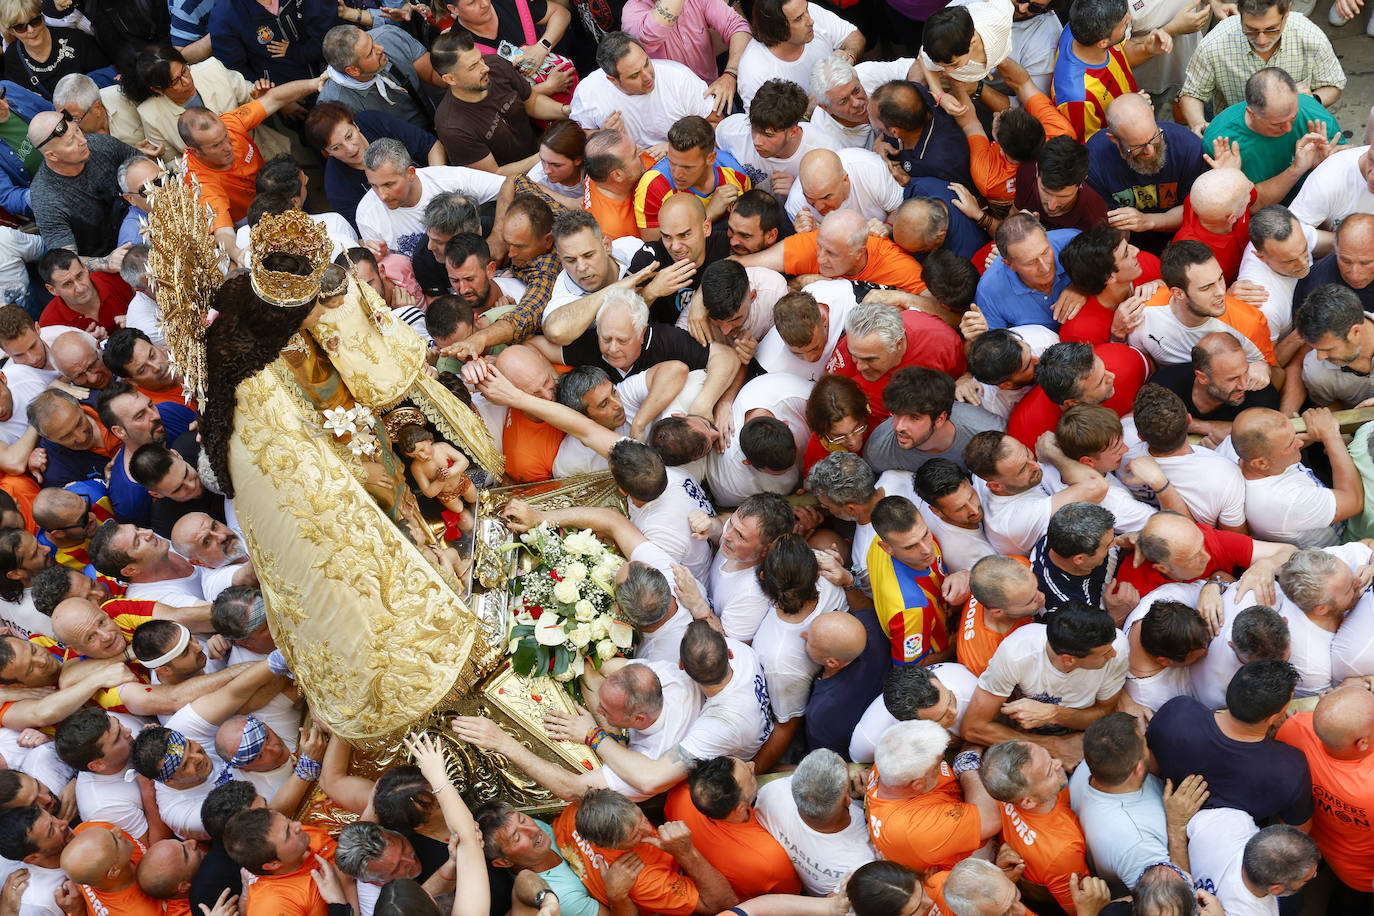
[1187,808,1272,916]
[1273,543,1369,695]
[1289,145,1374,232]
[678,266,786,344]
[1120,443,1247,529]
[525,161,584,199]
[1005,9,1062,94]
[1189,581,1256,710]
[737,4,856,107]
[708,541,771,644]
[0,227,41,309]
[226,645,303,753]
[1127,308,1266,367]
[849,661,978,763]
[122,290,166,348]
[784,147,905,224]
[715,115,833,188]
[921,511,996,573]
[754,777,877,894]
[1332,589,1374,683]
[628,467,717,587]
[678,638,774,760]
[977,325,1060,421]
[978,623,1129,707]
[976,474,1057,557]
[0,591,53,640]
[628,541,702,665]
[235,211,359,262]
[1122,581,1203,711]
[1042,464,1153,534]
[751,577,845,721]
[14,863,64,916]
[541,237,645,326]
[355,167,505,258]
[808,58,914,149]
[708,372,814,508]
[1243,463,1340,548]
[157,704,242,840]
[755,278,856,381]
[198,562,242,602]
[76,770,148,840]
[569,60,715,148]
[603,659,702,800]
[1234,222,1318,342]
[125,567,206,607]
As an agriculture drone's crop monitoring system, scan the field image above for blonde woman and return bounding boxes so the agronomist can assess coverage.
[0,0,114,99]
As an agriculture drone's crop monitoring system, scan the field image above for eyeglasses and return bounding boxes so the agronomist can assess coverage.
[10,13,42,33]
[1119,128,1163,156]
[35,110,73,150]
[1241,24,1284,38]
[822,424,867,446]
[51,496,92,534]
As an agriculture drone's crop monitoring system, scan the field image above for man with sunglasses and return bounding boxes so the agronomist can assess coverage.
[1179,0,1344,138]
[115,156,165,252]
[32,483,112,574]
[27,107,138,273]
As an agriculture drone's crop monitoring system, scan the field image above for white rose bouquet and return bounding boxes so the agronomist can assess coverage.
[504,522,635,683]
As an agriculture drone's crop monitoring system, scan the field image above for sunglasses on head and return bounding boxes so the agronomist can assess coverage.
[36,110,73,150]
[11,13,42,33]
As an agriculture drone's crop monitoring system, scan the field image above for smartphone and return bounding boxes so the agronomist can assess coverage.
[497,40,522,62]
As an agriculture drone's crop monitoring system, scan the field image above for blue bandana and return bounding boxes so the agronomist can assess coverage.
[157,730,188,782]
[215,716,266,786]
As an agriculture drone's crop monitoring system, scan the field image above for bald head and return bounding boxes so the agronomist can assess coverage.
[804,611,867,669]
[1336,213,1374,250]
[818,209,868,253]
[493,344,557,401]
[1137,511,1205,569]
[1231,407,1292,463]
[61,827,126,888]
[138,839,198,898]
[658,192,707,229]
[798,149,849,215]
[1313,685,1374,756]
[1195,330,1245,363]
[32,487,87,532]
[1190,169,1253,223]
[26,111,64,148]
[50,331,111,389]
[892,197,947,254]
[50,596,123,658]
[1104,91,1154,134]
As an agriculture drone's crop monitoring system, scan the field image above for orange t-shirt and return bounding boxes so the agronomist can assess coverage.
[183,100,268,232]
[1278,712,1374,890]
[72,822,162,916]
[69,405,123,459]
[586,153,654,241]
[663,784,802,898]
[1140,286,1277,365]
[503,406,566,483]
[957,556,1033,677]
[999,789,1089,916]
[552,804,699,916]
[865,764,984,871]
[782,232,926,294]
[243,824,337,916]
[967,95,1076,204]
[139,386,192,410]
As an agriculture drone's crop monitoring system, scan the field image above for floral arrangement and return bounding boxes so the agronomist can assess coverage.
[321,405,380,458]
[504,523,635,682]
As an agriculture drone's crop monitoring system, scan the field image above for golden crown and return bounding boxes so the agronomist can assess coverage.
[247,210,332,307]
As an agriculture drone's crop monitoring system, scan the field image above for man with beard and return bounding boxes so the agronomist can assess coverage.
[864,368,1003,477]
[726,190,784,258]
[131,446,228,541]
[443,234,526,339]
[101,328,190,409]
[95,382,195,529]
[1235,206,1314,342]
[1296,282,1374,409]
[1150,333,1282,442]
[172,513,256,602]
[541,210,656,346]
[1087,92,1206,255]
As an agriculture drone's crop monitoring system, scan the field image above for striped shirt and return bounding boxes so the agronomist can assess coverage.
[632,151,752,231]
[1180,13,1346,109]
[1051,30,1137,141]
[867,536,952,665]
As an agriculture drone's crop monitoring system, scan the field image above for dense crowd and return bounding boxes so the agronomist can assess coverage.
[0,0,1365,914]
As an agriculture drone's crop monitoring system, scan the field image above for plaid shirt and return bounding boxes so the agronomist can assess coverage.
[1180,13,1345,108]
[497,176,572,342]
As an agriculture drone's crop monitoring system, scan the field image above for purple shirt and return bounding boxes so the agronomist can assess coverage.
[620,0,751,82]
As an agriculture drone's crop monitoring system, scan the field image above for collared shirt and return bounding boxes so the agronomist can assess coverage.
[974,228,1078,330]
[1180,12,1346,109]
[507,250,560,342]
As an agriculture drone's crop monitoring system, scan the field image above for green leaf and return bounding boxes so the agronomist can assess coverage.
[510,625,534,639]
[512,640,538,677]
[552,644,570,675]
[535,645,551,675]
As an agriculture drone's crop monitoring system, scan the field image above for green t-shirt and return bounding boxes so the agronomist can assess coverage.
[0,114,41,177]
[1203,95,1345,205]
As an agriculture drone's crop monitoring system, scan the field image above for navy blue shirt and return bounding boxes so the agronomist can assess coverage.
[1085,122,1205,254]
[904,176,989,263]
[1293,253,1374,321]
[107,402,196,527]
[883,83,974,190]
[804,607,892,755]
[325,109,438,231]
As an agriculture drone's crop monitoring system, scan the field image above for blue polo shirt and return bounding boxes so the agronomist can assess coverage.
[974,228,1079,330]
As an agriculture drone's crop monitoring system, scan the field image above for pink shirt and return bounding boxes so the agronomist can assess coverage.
[620,0,750,82]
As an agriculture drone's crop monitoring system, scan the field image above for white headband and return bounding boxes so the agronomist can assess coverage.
[139,624,191,669]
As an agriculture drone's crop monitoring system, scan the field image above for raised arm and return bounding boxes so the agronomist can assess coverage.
[501,499,649,558]
[686,343,741,419]
[116,661,255,717]
[187,658,285,727]
[476,364,624,458]
[449,715,605,802]
[257,74,328,118]
[630,361,690,440]
[318,732,374,815]
[406,732,491,916]
[5,658,135,729]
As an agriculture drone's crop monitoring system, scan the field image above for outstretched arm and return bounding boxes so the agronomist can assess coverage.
[501,499,648,558]
[449,715,605,802]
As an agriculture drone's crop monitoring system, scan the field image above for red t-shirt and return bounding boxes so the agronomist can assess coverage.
[39,272,134,334]
[1174,187,1258,282]
[1005,342,1150,447]
[1058,252,1162,343]
[1013,162,1111,233]
[824,309,965,425]
[1113,522,1255,595]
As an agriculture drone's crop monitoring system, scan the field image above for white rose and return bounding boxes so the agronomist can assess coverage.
[596,639,618,660]
[568,623,593,648]
[552,578,580,605]
[589,617,611,640]
[574,599,597,622]
[608,619,635,650]
[558,653,586,681]
[589,565,615,590]
[562,531,596,556]
[564,561,588,581]
[534,615,568,647]
[514,609,535,626]
[553,664,577,682]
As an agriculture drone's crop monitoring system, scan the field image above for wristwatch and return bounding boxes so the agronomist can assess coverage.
[534,889,558,909]
[539,37,552,49]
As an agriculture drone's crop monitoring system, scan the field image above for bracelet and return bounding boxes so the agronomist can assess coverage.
[539,37,552,48]
[934,90,945,105]
[585,727,610,749]
[294,756,323,781]
[1150,480,1172,495]
[952,750,982,775]
[430,782,455,794]
[723,68,738,79]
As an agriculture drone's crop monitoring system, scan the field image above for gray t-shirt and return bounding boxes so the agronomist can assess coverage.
[1302,346,1374,409]
[863,401,1003,474]
[30,132,137,255]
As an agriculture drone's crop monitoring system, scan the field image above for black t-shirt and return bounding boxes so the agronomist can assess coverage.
[1146,695,1313,825]
[460,0,552,49]
[805,607,892,755]
[628,233,732,324]
[1030,536,1118,614]
[149,430,227,538]
[1293,253,1374,321]
[189,843,240,915]
[1148,362,1282,422]
[3,27,111,99]
[561,322,711,380]
[405,830,513,916]
[434,56,536,168]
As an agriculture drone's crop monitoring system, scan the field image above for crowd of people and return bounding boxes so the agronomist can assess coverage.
[0,0,1365,914]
